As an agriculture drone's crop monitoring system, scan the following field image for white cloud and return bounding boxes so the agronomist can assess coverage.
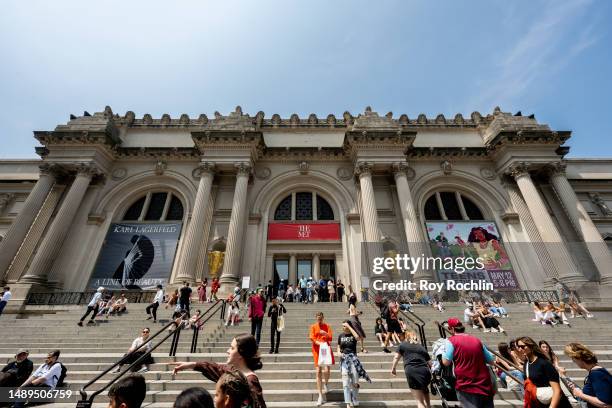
[470,0,599,109]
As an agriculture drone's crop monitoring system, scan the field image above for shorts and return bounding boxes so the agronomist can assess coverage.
[386,319,402,334]
[405,366,432,391]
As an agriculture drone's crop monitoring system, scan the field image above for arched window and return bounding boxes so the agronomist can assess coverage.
[424,191,484,221]
[122,192,184,222]
[273,192,335,221]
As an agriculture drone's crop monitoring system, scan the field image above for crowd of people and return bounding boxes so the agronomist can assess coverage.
[7,280,609,408]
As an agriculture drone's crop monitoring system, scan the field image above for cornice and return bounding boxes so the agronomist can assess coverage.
[407,147,490,160]
[114,147,199,160]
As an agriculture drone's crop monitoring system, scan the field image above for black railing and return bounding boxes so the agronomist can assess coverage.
[77,295,231,407]
[77,310,188,408]
[442,289,559,304]
[434,320,524,385]
[368,288,428,348]
[27,290,157,305]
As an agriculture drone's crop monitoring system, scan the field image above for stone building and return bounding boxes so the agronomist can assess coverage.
[1,106,611,303]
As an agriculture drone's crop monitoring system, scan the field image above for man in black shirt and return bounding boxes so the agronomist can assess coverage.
[267,298,287,354]
[266,280,274,301]
[178,282,192,314]
[0,349,33,387]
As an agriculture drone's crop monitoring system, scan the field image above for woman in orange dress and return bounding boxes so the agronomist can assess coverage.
[309,311,334,406]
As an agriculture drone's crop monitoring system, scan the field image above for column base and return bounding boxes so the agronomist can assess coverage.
[1,282,40,312]
[218,276,239,297]
[599,275,612,285]
[558,274,589,287]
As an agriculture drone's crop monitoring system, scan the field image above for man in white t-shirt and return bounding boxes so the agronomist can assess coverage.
[146,284,164,323]
[78,287,104,326]
[111,293,129,314]
[0,286,11,315]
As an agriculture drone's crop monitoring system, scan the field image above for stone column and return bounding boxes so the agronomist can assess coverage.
[175,162,215,283]
[313,253,320,280]
[0,164,56,279]
[289,253,297,286]
[355,162,381,242]
[548,163,612,284]
[509,163,585,284]
[22,164,98,285]
[219,163,251,289]
[393,162,433,280]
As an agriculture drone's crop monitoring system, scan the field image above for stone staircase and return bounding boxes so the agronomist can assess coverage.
[1,300,611,407]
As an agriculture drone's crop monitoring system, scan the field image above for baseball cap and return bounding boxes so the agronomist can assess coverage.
[16,349,29,355]
[447,318,462,328]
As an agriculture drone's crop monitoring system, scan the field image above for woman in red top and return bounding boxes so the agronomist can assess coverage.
[172,333,266,408]
[309,311,334,406]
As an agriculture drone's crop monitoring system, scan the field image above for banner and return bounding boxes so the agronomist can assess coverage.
[267,223,340,240]
[88,223,182,290]
[425,221,520,290]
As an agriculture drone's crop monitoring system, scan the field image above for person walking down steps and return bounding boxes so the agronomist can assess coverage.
[77,287,104,326]
[267,297,286,354]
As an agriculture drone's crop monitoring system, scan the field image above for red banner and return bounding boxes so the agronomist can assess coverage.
[268,223,341,240]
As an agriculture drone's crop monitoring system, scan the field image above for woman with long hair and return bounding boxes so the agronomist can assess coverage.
[539,340,566,375]
[564,342,612,408]
[347,292,368,353]
[497,342,525,392]
[309,311,334,406]
[516,336,571,407]
[337,321,371,408]
[172,333,266,408]
[390,330,431,408]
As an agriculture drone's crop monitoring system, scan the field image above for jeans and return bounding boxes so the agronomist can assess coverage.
[456,390,494,408]
[501,369,525,395]
[251,316,263,344]
[145,301,159,320]
[0,300,7,315]
[306,288,313,303]
[341,362,359,404]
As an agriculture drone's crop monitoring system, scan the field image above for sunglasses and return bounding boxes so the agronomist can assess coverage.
[142,330,150,333]
[516,344,528,349]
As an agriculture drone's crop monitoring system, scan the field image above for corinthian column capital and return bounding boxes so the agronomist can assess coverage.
[507,162,530,179]
[199,162,216,175]
[546,162,567,178]
[392,162,415,180]
[354,162,373,178]
[234,162,252,177]
[75,163,100,178]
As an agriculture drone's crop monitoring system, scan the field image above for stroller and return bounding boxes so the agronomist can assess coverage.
[430,338,459,408]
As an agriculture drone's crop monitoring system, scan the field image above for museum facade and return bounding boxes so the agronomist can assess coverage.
[1,106,611,302]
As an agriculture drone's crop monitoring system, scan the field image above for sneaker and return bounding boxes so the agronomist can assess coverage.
[77,322,83,326]
[490,327,498,332]
[472,325,480,329]
[383,348,391,353]
[146,316,152,320]
[587,314,594,318]
[323,384,329,394]
[499,327,505,333]
[483,329,491,333]
[110,367,121,374]
[353,401,360,407]
[317,394,325,406]
[136,367,149,373]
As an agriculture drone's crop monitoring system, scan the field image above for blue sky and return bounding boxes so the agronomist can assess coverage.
[1,0,611,158]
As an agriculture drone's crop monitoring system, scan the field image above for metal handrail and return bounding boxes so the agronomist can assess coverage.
[77,310,188,407]
[27,290,157,305]
[434,320,524,386]
[186,299,227,353]
[368,288,428,348]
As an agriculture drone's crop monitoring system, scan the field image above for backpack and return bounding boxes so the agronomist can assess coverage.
[54,362,68,387]
[381,304,390,320]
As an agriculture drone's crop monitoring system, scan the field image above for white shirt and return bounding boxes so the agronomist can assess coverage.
[154,289,164,304]
[88,292,102,307]
[464,307,475,323]
[1,290,11,302]
[32,363,62,388]
[130,336,152,353]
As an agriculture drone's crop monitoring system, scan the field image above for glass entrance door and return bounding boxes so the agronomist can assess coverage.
[297,259,312,280]
[273,259,289,297]
[320,259,336,280]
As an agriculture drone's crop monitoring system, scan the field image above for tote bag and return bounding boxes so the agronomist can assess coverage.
[318,342,333,366]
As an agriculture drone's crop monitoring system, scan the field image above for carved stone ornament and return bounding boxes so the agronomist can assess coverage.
[392,162,416,180]
[479,167,497,180]
[192,162,215,179]
[336,167,353,181]
[235,162,252,176]
[589,193,612,216]
[75,163,99,177]
[111,168,128,180]
[154,160,167,176]
[547,162,567,177]
[255,167,271,180]
[354,162,373,177]
[0,193,15,214]
[298,161,310,174]
[440,160,452,175]
[508,163,530,179]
